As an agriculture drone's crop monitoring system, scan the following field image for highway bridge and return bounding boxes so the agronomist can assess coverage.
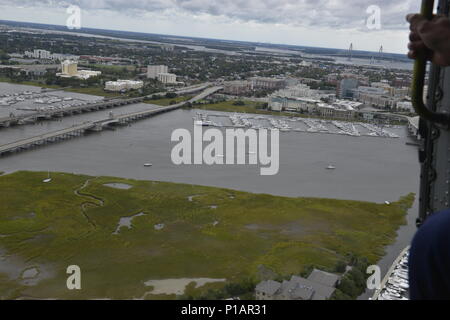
[0,86,223,156]
[0,83,213,128]
[0,123,94,155]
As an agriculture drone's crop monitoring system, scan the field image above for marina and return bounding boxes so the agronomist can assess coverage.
[373,246,410,300]
[193,112,401,138]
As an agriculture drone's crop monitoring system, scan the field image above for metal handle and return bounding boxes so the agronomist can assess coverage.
[411,0,450,127]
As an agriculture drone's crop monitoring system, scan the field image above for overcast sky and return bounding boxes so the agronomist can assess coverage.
[0,0,423,54]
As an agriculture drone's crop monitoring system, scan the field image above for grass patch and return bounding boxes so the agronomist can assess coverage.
[0,171,414,299]
[64,87,122,98]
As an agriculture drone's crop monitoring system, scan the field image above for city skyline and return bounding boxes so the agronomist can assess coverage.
[0,0,422,54]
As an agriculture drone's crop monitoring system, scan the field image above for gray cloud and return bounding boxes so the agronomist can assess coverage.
[0,0,420,30]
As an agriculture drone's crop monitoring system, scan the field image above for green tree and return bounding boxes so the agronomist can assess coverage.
[165,92,177,99]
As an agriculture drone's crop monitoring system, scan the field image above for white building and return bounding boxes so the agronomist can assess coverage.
[76,70,102,80]
[147,65,168,79]
[51,53,79,61]
[24,49,78,61]
[105,80,144,92]
[299,61,313,67]
[58,60,101,79]
[157,72,177,84]
[274,84,323,100]
[24,49,51,60]
[61,60,78,77]
[269,96,320,112]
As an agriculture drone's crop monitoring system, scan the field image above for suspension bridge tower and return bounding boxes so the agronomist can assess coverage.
[348,43,353,61]
[378,45,383,63]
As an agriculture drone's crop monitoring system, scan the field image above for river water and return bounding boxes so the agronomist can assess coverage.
[0,83,420,298]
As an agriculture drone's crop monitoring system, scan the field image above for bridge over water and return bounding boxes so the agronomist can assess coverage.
[0,86,222,156]
[0,83,212,128]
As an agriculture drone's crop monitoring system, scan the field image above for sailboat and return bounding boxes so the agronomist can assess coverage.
[43,171,52,183]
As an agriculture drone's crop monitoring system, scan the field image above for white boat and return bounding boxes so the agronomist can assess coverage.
[326,165,336,170]
[144,163,153,167]
[194,120,213,126]
[43,171,52,183]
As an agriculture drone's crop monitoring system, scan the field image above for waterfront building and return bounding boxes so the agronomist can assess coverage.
[316,100,362,120]
[272,84,334,101]
[269,96,320,112]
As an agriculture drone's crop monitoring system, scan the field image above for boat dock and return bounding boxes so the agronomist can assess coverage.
[372,246,410,300]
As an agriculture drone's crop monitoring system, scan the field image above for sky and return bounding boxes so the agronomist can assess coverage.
[0,0,423,54]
